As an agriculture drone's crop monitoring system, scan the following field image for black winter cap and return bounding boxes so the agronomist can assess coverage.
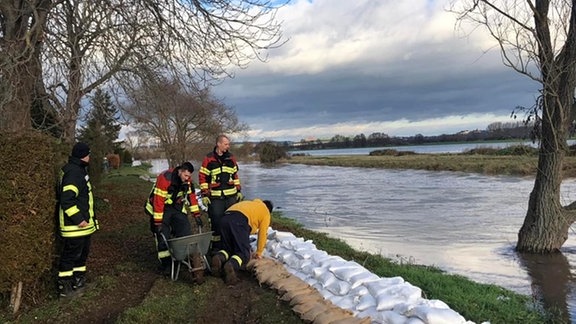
[72,142,91,159]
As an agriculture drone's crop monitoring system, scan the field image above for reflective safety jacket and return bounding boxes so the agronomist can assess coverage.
[199,149,241,198]
[226,199,270,257]
[59,156,99,238]
[146,168,200,224]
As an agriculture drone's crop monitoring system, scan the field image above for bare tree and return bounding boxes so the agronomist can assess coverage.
[452,1,576,252]
[13,0,285,143]
[0,1,51,133]
[122,76,248,167]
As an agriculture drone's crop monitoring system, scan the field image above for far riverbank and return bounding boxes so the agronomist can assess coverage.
[284,153,576,178]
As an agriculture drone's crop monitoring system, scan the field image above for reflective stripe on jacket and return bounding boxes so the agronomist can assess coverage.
[199,149,240,198]
[59,156,98,238]
[145,168,200,223]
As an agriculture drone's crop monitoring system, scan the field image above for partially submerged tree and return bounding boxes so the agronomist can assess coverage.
[122,77,248,167]
[452,1,576,252]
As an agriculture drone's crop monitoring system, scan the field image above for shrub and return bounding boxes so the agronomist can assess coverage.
[258,141,287,163]
[0,132,60,308]
[369,149,416,156]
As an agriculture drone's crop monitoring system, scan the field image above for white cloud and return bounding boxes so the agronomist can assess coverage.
[213,0,540,142]
[246,113,513,142]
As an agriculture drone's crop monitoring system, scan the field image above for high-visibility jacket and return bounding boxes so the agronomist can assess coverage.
[59,156,99,238]
[146,168,200,224]
[226,199,270,257]
[199,149,241,198]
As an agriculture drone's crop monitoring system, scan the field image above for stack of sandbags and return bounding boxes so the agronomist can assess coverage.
[248,258,371,324]
[258,229,477,324]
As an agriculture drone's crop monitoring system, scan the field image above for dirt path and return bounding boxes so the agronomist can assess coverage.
[59,177,302,324]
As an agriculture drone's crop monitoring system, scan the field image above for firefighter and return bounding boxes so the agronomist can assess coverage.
[145,162,202,274]
[211,199,273,285]
[57,142,99,297]
[199,134,243,254]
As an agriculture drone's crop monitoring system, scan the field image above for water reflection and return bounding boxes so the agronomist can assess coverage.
[518,251,575,322]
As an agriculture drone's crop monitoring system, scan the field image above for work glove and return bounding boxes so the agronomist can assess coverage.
[236,192,244,202]
[202,196,211,206]
[194,215,203,227]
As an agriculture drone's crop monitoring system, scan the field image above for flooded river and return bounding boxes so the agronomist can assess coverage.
[149,157,576,322]
[239,162,576,322]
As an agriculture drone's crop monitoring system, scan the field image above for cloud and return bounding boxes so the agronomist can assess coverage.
[214,0,540,142]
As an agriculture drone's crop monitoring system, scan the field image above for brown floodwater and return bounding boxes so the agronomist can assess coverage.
[238,162,576,323]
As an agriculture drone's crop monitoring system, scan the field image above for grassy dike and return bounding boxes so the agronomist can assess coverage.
[1,164,551,323]
[285,152,576,178]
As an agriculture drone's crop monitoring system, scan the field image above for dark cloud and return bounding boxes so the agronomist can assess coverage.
[212,1,541,141]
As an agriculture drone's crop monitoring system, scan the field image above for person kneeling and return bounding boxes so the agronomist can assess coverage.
[211,198,273,285]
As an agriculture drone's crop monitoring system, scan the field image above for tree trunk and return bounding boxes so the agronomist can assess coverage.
[0,62,34,131]
[517,150,570,252]
[517,71,576,252]
[0,1,50,133]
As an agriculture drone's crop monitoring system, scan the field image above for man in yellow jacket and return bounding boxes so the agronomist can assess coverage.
[211,198,273,285]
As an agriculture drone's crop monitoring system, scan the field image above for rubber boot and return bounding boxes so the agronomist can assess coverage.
[211,254,225,278]
[57,277,76,298]
[73,272,87,294]
[224,261,239,286]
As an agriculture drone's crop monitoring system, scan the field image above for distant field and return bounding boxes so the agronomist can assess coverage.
[285,154,576,178]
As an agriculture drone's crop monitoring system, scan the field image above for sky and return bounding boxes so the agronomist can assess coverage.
[211,0,540,142]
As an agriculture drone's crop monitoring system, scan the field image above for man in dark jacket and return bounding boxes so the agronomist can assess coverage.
[199,134,242,254]
[57,142,99,297]
[145,162,201,274]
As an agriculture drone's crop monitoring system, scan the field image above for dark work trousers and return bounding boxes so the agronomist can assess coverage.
[58,235,92,277]
[154,208,192,267]
[220,211,251,270]
[208,196,237,253]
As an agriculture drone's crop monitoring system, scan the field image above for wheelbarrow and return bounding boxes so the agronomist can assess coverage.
[163,230,213,281]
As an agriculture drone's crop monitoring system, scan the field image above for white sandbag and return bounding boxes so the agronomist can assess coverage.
[392,300,424,315]
[297,249,315,260]
[329,262,367,282]
[374,283,422,302]
[301,262,317,275]
[407,305,467,324]
[290,269,309,281]
[405,317,426,324]
[310,250,331,263]
[348,284,369,297]
[420,299,451,309]
[355,307,380,321]
[325,279,351,296]
[272,230,297,240]
[355,292,377,311]
[376,310,411,324]
[317,271,338,288]
[318,255,346,267]
[319,287,335,299]
[279,252,301,268]
[364,277,405,296]
[348,271,380,289]
[304,277,318,286]
[299,258,313,269]
[328,295,356,310]
[375,294,408,311]
[293,240,317,253]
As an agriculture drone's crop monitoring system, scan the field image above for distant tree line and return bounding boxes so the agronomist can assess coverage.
[288,121,533,151]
